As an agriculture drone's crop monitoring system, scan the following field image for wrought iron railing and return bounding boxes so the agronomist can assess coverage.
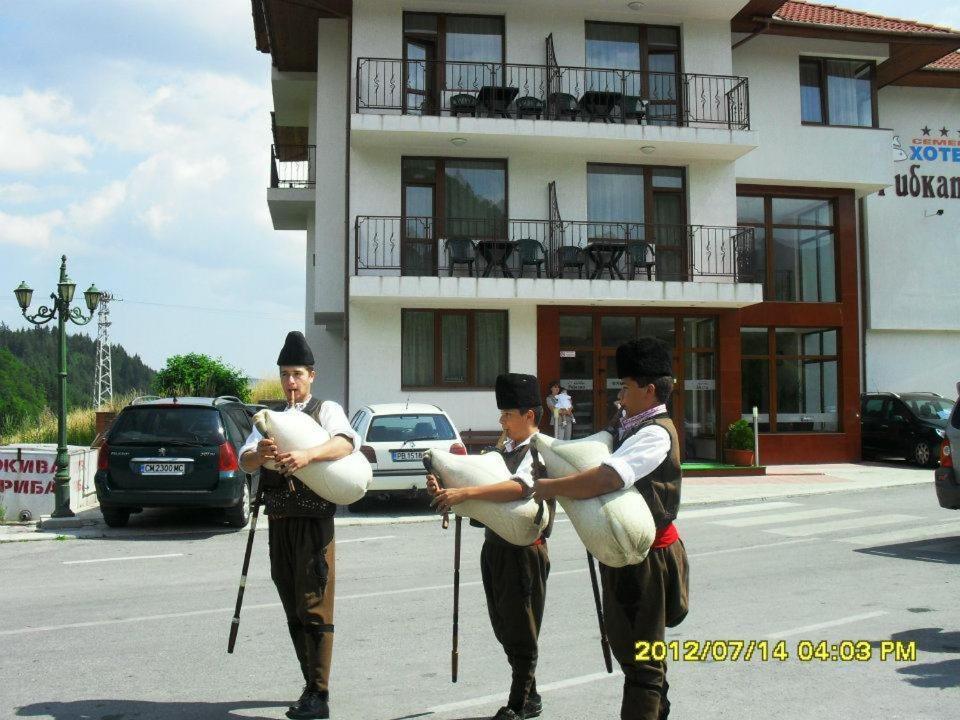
[354,216,757,281]
[356,58,750,130]
[270,144,316,189]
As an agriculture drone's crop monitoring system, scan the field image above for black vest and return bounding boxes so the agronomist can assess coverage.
[261,397,337,519]
[606,412,682,529]
[479,440,554,545]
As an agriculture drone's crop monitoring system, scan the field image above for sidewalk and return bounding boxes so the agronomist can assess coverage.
[0,461,934,543]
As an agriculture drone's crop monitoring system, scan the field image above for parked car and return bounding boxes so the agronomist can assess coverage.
[95,396,257,528]
[861,392,954,467]
[349,403,465,508]
[934,383,960,510]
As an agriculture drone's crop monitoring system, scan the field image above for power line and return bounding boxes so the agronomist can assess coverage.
[123,299,299,319]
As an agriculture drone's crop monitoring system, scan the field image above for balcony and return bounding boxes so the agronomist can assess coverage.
[350,216,763,308]
[352,58,757,162]
[268,143,315,230]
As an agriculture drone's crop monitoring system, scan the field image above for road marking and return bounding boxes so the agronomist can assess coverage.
[337,535,394,544]
[713,507,856,528]
[62,553,184,565]
[687,538,818,558]
[427,671,617,714]
[768,514,919,538]
[838,520,960,545]
[679,501,800,520]
[766,611,888,639]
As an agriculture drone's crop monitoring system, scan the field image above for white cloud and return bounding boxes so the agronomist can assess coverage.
[0,182,43,204]
[0,208,64,247]
[67,181,127,229]
[0,90,93,173]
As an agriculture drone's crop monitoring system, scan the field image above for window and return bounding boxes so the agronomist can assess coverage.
[367,414,456,443]
[737,193,837,302]
[401,309,507,388]
[585,22,681,124]
[799,57,876,128]
[741,328,840,433]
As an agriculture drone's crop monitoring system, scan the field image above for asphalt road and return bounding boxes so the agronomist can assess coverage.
[1,484,957,720]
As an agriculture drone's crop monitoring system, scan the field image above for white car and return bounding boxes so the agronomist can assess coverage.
[349,403,466,504]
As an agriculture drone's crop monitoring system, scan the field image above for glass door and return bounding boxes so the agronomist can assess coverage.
[404,39,437,115]
[682,318,718,461]
[402,184,436,275]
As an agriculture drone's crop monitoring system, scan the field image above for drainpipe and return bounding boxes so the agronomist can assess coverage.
[732,19,772,51]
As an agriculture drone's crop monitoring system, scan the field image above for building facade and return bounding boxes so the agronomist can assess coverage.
[253,0,960,464]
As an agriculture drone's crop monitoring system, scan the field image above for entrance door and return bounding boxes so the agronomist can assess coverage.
[402,184,436,275]
[404,39,437,115]
[650,188,686,281]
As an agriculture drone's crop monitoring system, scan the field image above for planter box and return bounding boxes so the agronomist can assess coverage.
[723,448,755,467]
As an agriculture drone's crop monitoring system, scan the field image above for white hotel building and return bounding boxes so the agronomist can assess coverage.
[252,0,960,464]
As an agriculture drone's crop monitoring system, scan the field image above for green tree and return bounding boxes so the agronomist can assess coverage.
[152,353,250,401]
[0,348,46,435]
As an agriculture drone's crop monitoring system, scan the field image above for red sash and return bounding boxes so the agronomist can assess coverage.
[652,522,679,549]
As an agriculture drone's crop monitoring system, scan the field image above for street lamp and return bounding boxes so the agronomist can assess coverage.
[13,255,101,518]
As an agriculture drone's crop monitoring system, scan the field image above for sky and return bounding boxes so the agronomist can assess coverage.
[0,0,957,380]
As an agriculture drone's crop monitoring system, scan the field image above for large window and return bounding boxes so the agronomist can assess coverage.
[799,57,876,128]
[401,309,507,388]
[741,327,840,433]
[737,194,837,302]
[586,22,681,124]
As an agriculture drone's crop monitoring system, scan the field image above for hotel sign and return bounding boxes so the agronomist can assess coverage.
[885,126,960,200]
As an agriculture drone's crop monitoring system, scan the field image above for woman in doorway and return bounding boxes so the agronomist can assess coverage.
[545,380,574,440]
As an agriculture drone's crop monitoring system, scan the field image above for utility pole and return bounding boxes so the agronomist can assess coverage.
[94,292,120,408]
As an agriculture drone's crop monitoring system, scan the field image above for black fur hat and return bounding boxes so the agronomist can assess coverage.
[495,373,541,410]
[616,338,672,379]
[277,331,315,367]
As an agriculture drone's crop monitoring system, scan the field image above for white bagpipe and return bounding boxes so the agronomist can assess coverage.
[534,431,656,568]
[421,448,549,547]
[252,408,372,505]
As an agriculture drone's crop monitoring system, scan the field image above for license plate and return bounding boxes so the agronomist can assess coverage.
[390,450,424,462]
[140,463,186,476]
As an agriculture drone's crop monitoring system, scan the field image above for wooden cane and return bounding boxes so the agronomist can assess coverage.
[452,514,462,682]
[587,551,614,673]
[227,478,264,653]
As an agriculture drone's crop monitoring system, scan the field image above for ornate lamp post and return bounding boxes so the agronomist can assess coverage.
[14,255,101,518]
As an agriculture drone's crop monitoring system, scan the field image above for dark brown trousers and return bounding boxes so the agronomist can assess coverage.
[268,516,336,697]
[600,540,689,720]
[480,537,550,713]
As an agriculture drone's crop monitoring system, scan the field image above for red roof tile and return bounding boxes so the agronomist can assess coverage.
[927,52,960,70]
[775,1,956,36]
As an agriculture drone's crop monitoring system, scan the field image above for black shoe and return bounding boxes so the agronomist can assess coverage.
[288,686,311,713]
[492,707,523,720]
[523,693,542,718]
[285,690,329,720]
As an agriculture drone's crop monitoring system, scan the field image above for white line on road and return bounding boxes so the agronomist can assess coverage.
[713,507,856,528]
[767,514,919,538]
[427,671,617,714]
[765,611,888,639]
[336,535,395,544]
[679,501,800,520]
[62,553,184,565]
[687,538,818,558]
[838,520,960,545]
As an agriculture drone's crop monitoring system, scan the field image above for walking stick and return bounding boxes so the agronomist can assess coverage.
[227,477,264,654]
[452,514,462,683]
[587,551,613,673]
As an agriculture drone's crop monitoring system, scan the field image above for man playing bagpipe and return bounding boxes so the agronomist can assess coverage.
[427,373,553,720]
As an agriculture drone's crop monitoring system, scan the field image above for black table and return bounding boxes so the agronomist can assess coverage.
[477,85,519,118]
[477,240,517,277]
[578,90,624,122]
[586,240,627,279]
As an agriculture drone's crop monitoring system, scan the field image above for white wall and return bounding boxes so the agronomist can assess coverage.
[348,301,538,429]
[733,35,893,192]
[863,85,960,397]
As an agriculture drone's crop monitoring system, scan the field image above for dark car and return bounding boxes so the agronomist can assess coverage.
[95,396,258,528]
[934,382,960,510]
[861,392,954,467]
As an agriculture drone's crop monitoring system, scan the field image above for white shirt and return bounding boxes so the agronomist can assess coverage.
[239,397,360,459]
[602,424,671,489]
[503,435,535,492]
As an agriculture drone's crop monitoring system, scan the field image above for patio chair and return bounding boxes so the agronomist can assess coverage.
[446,237,477,276]
[516,96,545,120]
[449,93,478,118]
[516,239,547,278]
[546,92,580,121]
[627,242,656,280]
[622,96,650,124]
[555,246,587,278]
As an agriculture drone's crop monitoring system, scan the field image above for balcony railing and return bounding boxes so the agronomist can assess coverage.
[354,216,757,282]
[356,58,750,130]
[270,144,316,189]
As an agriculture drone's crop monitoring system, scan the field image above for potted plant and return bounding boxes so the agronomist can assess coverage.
[724,419,755,467]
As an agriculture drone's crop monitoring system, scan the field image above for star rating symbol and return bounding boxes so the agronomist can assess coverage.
[921,126,931,136]
[940,127,950,137]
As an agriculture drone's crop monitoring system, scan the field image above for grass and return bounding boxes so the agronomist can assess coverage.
[0,391,140,447]
[251,377,284,404]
